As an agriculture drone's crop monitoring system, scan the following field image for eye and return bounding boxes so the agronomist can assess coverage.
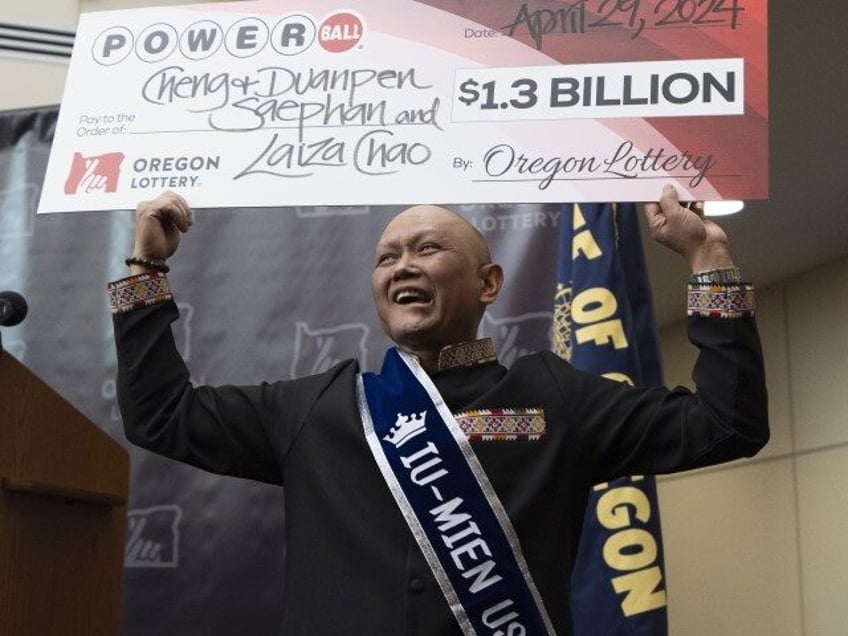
[418,242,440,254]
[376,253,397,266]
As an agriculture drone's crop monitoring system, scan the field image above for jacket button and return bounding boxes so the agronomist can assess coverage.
[409,578,425,593]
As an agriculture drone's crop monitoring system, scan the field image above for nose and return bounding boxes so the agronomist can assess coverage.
[391,251,419,281]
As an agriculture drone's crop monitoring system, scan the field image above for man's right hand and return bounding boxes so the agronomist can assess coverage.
[130,191,193,274]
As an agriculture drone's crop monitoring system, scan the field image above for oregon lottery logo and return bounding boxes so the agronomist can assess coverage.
[91,10,366,65]
[64,151,124,194]
[125,505,183,568]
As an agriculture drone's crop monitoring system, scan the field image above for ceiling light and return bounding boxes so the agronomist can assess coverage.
[704,200,744,216]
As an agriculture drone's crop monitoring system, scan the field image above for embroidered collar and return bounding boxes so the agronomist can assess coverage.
[437,338,497,371]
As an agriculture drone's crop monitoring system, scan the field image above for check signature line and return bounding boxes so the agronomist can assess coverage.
[129,121,436,135]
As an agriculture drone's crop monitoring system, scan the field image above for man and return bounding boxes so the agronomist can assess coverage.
[109,186,768,635]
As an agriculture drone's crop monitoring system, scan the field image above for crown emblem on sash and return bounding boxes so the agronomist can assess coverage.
[383,411,427,448]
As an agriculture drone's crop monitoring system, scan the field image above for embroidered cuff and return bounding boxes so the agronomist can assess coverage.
[454,408,546,441]
[107,272,172,314]
[687,282,755,318]
[437,338,496,371]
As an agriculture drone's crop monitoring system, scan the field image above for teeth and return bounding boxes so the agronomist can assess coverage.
[394,290,427,304]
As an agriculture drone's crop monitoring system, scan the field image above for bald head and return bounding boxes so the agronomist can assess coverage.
[378,205,493,269]
[370,204,504,365]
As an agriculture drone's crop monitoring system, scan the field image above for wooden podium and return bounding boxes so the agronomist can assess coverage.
[0,350,129,636]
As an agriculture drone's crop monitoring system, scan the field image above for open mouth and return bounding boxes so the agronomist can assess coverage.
[393,289,431,305]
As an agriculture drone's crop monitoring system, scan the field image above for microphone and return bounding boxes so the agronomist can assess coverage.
[0,291,28,327]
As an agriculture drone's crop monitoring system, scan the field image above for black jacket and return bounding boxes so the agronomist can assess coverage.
[115,300,768,635]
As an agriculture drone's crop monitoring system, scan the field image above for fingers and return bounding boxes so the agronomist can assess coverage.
[642,202,666,241]
[658,183,684,214]
[168,192,193,232]
[656,184,704,217]
[660,185,703,214]
[681,200,705,217]
[136,190,194,232]
[643,201,662,224]
[644,184,682,230]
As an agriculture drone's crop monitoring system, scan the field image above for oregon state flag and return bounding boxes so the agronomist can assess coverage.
[553,203,668,635]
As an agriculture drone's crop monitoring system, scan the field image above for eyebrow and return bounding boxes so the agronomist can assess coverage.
[375,227,446,252]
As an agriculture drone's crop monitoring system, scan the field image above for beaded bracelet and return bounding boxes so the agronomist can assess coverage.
[125,256,170,273]
[689,267,742,284]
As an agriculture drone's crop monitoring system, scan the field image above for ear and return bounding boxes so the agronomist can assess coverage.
[478,263,504,305]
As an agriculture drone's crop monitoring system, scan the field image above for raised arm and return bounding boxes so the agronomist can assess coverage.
[108,192,299,484]
[126,190,194,275]
[579,185,769,480]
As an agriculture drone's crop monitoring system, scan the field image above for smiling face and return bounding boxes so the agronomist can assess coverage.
[371,205,503,367]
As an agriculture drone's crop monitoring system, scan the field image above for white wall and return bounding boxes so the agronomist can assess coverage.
[658,256,848,636]
[0,0,232,111]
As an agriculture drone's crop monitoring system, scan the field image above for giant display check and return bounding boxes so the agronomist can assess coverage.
[37,0,768,212]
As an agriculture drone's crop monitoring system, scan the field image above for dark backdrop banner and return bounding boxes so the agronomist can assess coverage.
[0,105,563,635]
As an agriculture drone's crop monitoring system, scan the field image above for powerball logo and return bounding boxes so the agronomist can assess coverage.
[64,151,124,194]
[92,10,365,65]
